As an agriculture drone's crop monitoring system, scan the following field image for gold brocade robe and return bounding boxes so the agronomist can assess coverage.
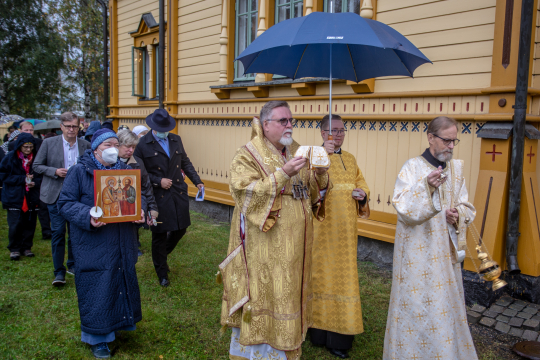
[220,118,330,354]
[312,150,370,335]
[383,157,477,360]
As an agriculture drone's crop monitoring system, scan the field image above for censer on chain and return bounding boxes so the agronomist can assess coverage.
[458,218,507,291]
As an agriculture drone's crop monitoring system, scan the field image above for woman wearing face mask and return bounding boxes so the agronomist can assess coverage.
[117,129,159,256]
[57,129,146,359]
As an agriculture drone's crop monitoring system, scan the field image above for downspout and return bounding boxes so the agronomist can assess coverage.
[506,0,534,274]
[96,0,109,119]
[159,0,165,109]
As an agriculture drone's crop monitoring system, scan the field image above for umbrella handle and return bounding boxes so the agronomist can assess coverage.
[328,135,333,140]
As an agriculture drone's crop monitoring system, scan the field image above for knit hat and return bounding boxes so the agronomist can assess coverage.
[133,125,149,136]
[91,129,118,150]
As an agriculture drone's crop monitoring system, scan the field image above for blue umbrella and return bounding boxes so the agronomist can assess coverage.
[236,12,431,133]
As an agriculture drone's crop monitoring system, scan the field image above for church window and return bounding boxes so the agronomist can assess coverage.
[235,0,258,81]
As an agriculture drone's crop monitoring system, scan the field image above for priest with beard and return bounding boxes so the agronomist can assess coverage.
[220,100,331,360]
[383,116,477,360]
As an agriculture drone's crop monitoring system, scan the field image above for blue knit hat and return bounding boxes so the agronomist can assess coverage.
[91,129,118,150]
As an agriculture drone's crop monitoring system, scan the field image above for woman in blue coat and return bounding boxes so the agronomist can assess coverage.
[57,129,146,359]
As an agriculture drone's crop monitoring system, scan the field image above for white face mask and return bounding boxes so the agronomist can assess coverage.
[155,131,169,139]
[119,157,128,163]
[96,147,119,165]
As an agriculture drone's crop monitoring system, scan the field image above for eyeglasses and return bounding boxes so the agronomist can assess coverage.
[431,133,460,146]
[61,124,79,130]
[266,118,297,127]
[322,129,347,135]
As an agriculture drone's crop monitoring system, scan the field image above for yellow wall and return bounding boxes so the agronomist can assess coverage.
[372,0,496,92]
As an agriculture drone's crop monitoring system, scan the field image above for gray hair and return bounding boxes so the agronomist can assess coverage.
[260,100,290,121]
[59,112,78,124]
[19,121,34,130]
[427,116,458,135]
[117,129,139,147]
[320,114,343,131]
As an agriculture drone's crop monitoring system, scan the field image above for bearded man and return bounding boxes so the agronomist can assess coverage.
[383,116,478,360]
[220,100,331,360]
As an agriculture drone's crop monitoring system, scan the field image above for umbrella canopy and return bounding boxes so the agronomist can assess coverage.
[0,114,24,125]
[34,120,61,131]
[14,119,46,128]
[236,12,431,82]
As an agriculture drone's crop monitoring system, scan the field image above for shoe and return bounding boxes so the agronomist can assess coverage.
[90,342,111,359]
[66,268,75,276]
[137,249,143,257]
[329,349,349,359]
[160,278,170,287]
[52,274,66,287]
[10,252,20,260]
[23,250,35,257]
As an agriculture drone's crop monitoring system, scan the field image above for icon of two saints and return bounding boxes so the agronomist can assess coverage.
[102,176,137,217]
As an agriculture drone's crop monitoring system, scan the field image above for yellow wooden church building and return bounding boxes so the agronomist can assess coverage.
[107,0,540,277]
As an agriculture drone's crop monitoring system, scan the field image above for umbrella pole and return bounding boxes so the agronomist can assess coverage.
[328,44,333,141]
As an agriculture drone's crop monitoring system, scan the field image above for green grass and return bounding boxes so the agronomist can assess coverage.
[0,210,506,359]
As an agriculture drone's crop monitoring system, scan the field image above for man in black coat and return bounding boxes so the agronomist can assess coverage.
[134,109,203,287]
[0,133,43,260]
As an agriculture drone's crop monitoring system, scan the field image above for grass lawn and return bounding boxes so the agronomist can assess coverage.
[0,210,507,359]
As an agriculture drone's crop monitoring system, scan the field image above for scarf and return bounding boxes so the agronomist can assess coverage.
[17,150,34,212]
[1,130,20,154]
[90,152,123,170]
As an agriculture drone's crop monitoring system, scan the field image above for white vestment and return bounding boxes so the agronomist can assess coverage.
[383,156,478,360]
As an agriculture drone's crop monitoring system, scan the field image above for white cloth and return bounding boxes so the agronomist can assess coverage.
[383,156,477,360]
[133,125,149,136]
[229,327,287,360]
[62,135,79,169]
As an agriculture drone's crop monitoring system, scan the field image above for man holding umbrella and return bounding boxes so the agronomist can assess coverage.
[134,109,203,287]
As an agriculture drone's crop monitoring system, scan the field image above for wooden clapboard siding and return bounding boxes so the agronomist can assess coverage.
[534,2,540,88]
[373,1,496,93]
[178,0,221,102]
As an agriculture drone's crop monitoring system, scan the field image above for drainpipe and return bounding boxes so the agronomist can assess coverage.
[96,0,108,119]
[159,0,165,109]
[506,0,534,274]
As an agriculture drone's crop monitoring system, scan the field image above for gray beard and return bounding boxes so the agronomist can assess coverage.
[279,136,293,146]
[435,151,453,162]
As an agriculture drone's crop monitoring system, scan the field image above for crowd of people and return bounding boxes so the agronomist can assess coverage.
[1,102,476,360]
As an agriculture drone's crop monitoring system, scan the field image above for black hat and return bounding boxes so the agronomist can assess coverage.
[145,109,175,132]
[102,121,114,130]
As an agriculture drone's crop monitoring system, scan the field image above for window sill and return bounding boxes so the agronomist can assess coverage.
[210,77,373,99]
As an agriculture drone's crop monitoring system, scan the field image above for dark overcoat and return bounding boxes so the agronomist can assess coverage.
[0,134,43,210]
[57,150,144,335]
[133,131,202,233]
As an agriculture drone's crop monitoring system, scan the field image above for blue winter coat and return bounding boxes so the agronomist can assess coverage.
[0,133,43,210]
[57,150,145,335]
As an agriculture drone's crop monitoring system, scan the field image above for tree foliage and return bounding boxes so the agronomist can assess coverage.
[0,0,107,119]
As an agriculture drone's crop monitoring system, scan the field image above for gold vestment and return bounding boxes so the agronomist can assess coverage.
[383,157,477,360]
[312,150,370,335]
[220,118,330,358]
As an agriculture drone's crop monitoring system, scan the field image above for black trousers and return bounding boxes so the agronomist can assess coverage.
[310,328,354,351]
[38,200,51,238]
[151,228,186,279]
[7,209,37,253]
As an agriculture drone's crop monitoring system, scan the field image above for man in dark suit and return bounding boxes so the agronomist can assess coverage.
[134,109,203,287]
[33,112,91,286]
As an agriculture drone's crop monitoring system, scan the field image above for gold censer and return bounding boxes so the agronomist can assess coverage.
[465,218,507,291]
